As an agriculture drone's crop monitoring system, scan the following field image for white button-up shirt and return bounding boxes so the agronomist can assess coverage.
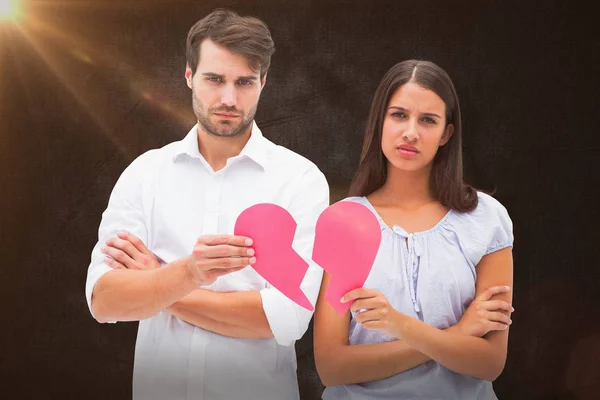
[85,122,330,400]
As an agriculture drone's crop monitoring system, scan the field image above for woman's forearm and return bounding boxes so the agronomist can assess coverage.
[393,313,507,381]
[316,339,430,386]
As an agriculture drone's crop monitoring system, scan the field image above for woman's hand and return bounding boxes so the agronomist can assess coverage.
[342,288,405,338]
[456,285,513,337]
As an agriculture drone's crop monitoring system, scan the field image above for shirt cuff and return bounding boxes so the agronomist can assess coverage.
[260,287,311,347]
[85,262,117,324]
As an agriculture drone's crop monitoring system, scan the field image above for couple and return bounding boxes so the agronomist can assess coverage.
[86,8,514,400]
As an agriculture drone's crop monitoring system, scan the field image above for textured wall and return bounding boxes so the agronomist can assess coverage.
[1,0,598,399]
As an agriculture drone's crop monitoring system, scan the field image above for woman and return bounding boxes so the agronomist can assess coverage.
[314,60,514,399]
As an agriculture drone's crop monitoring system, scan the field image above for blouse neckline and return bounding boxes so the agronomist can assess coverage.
[360,196,455,237]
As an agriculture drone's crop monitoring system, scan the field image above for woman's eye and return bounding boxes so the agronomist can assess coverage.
[422,117,436,124]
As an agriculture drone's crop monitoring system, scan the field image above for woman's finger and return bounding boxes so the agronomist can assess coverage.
[487,311,511,325]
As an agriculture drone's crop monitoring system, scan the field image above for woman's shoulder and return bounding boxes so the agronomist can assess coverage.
[339,196,368,204]
[469,191,511,221]
[447,191,514,260]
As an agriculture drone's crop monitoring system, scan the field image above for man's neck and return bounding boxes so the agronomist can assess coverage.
[196,123,253,172]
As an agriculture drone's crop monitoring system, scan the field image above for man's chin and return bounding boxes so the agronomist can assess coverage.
[211,123,245,137]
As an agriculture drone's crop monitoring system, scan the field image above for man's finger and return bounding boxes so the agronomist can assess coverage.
[117,231,152,256]
[202,256,255,270]
[476,285,511,301]
[198,235,253,247]
[102,246,134,269]
[106,237,140,260]
[105,256,126,269]
[207,265,248,280]
[202,244,255,259]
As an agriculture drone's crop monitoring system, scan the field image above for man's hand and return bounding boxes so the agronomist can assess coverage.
[456,285,513,337]
[102,231,161,270]
[103,232,257,287]
[186,235,256,286]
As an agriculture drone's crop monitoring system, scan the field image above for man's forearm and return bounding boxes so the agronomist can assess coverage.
[166,289,273,338]
[91,259,196,323]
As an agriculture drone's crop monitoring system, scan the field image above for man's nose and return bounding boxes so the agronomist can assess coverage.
[220,85,237,107]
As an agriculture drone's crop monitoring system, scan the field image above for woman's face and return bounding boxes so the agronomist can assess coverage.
[381,82,454,173]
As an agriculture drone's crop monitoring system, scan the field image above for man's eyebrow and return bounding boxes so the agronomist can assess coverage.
[201,73,258,81]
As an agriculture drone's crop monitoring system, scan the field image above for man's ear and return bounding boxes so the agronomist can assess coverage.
[261,71,268,89]
[440,123,454,146]
[185,64,193,89]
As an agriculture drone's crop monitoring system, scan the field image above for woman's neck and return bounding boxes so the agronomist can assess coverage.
[373,164,436,209]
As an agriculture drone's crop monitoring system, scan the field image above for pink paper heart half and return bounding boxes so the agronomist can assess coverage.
[234,203,314,311]
[312,201,381,315]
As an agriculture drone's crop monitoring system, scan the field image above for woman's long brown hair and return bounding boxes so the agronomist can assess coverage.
[348,60,478,213]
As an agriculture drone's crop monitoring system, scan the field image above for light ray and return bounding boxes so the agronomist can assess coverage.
[16,22,132,158]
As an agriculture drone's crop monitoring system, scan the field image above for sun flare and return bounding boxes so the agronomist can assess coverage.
[0,0,22,22]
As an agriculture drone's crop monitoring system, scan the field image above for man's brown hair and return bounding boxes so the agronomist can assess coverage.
[186,9,275,79]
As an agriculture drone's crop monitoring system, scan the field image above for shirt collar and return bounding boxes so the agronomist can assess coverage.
[172,121,268,169]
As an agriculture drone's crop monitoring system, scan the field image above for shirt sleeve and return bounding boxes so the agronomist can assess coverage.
[85,152,154,323]
[259,165,330,346]
[481,193,514,255]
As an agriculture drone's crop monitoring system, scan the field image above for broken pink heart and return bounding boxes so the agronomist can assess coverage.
[234,203,314,311]
[312,201,382,315]
[233,202,381,314]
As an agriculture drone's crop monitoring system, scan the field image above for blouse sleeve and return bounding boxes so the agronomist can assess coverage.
[479,192,514,255]
[447,192,514,267]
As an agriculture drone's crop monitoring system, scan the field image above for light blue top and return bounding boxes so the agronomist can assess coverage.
[322,192,514,400]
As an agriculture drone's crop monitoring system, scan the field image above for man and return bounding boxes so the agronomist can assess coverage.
[85,9,329,400]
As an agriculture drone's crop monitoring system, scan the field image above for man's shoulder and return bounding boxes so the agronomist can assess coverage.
[264,137,321,173]
[122,139,184,176]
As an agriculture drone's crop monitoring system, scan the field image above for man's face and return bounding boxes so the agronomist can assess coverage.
[185,39,265,138]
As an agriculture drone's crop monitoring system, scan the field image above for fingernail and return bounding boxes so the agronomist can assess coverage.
[245,238,253,246]
[247,248,255,256]
[511,307,515,312]
[504,286,511,290]
[101,246,106,252]
[509,320,512,325]
[249,257,256,264]
[340,297,345,303]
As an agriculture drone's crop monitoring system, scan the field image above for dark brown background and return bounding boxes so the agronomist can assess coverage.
[1,0,599,399]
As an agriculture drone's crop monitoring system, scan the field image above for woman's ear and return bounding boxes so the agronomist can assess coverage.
[440,123,455,146]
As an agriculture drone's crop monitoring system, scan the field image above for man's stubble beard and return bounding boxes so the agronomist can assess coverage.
[192,89,258,138]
